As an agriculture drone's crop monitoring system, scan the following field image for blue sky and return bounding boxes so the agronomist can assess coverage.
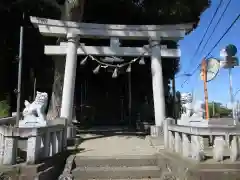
[176,0,240,105]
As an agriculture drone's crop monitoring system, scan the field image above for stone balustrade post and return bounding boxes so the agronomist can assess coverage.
[50,132,56,156]
[174,132,182,153]
[182,133,191,158]
[43,131,50,158]
[230,136,239,162]
[0,127,17,165]
[213,136,225,162]
[27,135,42,164]
[56,131,63,153]
[3,136,17,165]
[0,134,4,164]
[168,131,174,151]
[52,118,68,151]
[164,118,170,148]
[191,135,205,161]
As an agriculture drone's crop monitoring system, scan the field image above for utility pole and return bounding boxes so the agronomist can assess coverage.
[228,67,234,118]
[202,59,209,119]
[16,13,25,127]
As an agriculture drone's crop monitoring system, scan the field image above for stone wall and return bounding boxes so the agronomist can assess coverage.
[157,151,240,180]
[0,152,69,180]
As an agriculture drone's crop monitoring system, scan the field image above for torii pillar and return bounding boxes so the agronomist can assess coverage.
[60,33,79,138]
[150,40,166,137]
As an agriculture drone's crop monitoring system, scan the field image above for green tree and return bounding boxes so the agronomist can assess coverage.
[208,102,231,118]
[0,0,61,115]
[0,100,10,118]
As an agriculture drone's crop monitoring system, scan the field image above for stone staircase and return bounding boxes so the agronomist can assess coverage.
[72,155,161,179]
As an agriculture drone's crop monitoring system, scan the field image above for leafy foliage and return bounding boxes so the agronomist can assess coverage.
[83,0,210,25]
[208,102,231,118]
[0,100,10,118]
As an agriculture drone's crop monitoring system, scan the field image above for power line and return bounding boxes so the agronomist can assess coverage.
[198,0,232,58]
[181,0,232,87]
[205,13,240,58]
[184,0,224,72]
[181,12,240,87]
[181,64,201,87]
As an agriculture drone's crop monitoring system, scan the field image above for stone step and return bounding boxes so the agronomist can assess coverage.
[72,166,161,179]
[75,155,157,167]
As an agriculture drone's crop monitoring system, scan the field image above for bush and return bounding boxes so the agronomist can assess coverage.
[0,100,10,118]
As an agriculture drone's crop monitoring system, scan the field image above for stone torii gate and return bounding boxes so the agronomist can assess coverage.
[30,16,192,136]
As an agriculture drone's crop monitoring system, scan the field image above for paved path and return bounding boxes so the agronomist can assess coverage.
[76,133,158,157]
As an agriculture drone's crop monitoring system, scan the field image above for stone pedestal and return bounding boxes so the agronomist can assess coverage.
[177,116,209,127]
[19,115,47,128]
[150,125,163,137]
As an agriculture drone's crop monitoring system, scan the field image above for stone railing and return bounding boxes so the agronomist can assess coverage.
[164,118,240,162]
[0,117,67,165]
[0,116,17,125]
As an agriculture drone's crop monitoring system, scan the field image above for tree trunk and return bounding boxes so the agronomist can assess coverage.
[47,56,65,120]
[47,0,85,120]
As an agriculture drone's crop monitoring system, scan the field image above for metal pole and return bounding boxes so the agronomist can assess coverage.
[229,68,234,119]
[229,68,234,103]
[16,13,24,127]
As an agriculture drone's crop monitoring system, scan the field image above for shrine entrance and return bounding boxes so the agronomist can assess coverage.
[75,59,129,126]
[30,16,191,137]
[74,56,153,127]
